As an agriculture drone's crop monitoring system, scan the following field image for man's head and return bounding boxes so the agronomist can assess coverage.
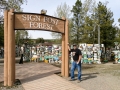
[73,44,77,49]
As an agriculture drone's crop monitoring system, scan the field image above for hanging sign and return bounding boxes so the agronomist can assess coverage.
[14,13,65,33]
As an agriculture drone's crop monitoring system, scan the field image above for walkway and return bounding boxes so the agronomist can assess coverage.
[20,63,84,90]
[0,62,85,90]
[22,74,84,90]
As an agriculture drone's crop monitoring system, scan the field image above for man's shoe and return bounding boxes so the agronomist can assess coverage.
[69,79,75,81]
[77,80,81,83]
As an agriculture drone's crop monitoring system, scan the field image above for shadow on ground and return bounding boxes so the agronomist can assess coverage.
[70,72,99,81]
[21,70,60,84]
[82,64,96,70]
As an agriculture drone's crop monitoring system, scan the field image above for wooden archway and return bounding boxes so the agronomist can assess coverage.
[4,9,69,86]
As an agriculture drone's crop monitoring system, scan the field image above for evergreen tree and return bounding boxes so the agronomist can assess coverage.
[114,26,120,42]
[83,16,94,43]
[82,0,96,44]
[71,0,83,45]
[94,1,116,48]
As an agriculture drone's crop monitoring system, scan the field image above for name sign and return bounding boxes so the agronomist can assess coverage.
[14,13,65,33]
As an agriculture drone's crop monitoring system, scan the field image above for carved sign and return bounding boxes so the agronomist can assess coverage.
[14,13,65,33]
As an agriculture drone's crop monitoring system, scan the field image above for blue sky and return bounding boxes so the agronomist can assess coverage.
[21,0,120,39]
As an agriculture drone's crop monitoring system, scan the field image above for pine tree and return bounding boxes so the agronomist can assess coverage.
[83,16,94,43]
[71,0,83,45]
[94,1,116,48]
[114,19,120,42]
[77,0,96,44]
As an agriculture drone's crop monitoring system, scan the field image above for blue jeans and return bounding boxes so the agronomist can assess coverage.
[71,61,81,80]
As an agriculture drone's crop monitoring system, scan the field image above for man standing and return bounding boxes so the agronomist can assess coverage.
[68,44,82,83]
[19,46,24,64]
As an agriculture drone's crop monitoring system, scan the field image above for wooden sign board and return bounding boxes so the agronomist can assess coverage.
[14,13,65,33]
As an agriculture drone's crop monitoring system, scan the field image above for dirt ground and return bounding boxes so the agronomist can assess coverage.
[52,62,120,90]
[71,63,120,90]
[82,63,120,76]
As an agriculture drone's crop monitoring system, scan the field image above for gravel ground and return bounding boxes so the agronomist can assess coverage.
[0,79,24,90]
[0,85,24,90]
[64,63,120,90]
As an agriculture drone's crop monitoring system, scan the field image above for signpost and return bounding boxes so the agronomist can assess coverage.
[4,9,69,86]
[14,13,65,33]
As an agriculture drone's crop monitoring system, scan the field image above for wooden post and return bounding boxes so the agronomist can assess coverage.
[61,17,65,76]
[65,19,69,77]
[8,10,14,86]
[4,10,8,86]
[61,34,65,76]
[10,9,15,83]
[13,15,15,83]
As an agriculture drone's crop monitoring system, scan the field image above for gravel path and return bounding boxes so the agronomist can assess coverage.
[63,63,120,90]
[0,85,24,90]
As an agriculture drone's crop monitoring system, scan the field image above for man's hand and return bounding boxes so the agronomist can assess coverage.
[77,55,82,64]
[68,43,70,51]
[77,61,80,64]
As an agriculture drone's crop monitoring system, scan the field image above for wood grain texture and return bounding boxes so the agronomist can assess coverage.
[4,10,8,86]
[14,13,65,33]
[8,11,14,86]
[61,34,65,76]
[65,19,69,77]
